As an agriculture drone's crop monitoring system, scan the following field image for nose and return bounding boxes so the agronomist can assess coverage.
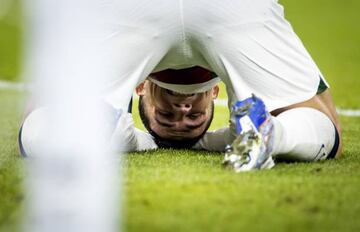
[173,103,192,113]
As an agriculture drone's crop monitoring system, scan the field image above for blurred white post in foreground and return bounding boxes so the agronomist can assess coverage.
[22,0,120,231]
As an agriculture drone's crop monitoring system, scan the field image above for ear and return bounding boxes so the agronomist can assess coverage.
[135,81,146,96]
[211,85,219,99]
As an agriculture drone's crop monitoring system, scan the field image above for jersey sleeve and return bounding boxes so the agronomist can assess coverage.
[134,128,158,151]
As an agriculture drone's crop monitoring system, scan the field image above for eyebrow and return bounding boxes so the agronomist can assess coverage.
[155,118,206,130]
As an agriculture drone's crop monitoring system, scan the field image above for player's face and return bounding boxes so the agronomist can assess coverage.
[137,81,219,140]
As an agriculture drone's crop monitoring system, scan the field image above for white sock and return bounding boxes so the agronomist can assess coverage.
[271,107,338,161]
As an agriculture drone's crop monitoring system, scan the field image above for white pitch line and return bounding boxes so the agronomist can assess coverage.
[0,80,26,91]
[336,108,360,117]
[1,80,360,117]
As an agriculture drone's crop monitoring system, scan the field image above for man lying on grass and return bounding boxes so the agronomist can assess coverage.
[19,0,343,172]
[19,66,342,171]
[109,66,342,170]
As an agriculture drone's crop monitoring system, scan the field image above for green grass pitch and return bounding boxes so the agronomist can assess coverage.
[1,0,360,231]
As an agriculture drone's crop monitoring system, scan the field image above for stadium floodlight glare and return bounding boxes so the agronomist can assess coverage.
[22,0,120,231]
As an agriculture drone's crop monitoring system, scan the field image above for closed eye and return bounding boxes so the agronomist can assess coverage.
[158,110,173,118]
[155,118,173,128]
[187,113,201,120]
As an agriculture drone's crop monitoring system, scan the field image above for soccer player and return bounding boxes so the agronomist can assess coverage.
[20,0,342,172]
[110,66,341,170]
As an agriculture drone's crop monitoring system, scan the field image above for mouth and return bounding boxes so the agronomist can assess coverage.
[166,89,195,97]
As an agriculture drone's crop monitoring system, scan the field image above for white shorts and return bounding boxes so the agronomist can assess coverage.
[99,0,328,111]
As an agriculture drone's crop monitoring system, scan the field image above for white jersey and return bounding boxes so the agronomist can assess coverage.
[102,0,328,113]
[95,0,329,151]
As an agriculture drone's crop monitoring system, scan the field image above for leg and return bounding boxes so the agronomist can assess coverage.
[222,92,341,171]
[23,0,123,231]
[271,89,342,159]
[187,0,340,168]
[22,0,173,230]
[189,0,324,109]
[272,107,340,161]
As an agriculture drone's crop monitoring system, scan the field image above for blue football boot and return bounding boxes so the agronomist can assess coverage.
[223,94,275,172]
